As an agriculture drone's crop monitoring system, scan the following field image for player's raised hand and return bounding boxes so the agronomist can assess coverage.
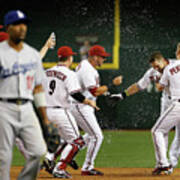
[112,75,123,86]
[83,99,100,111]
[46,32,56,49]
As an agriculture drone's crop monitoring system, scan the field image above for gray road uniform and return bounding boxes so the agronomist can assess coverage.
[138,60,180,167]
[0,41,47,180]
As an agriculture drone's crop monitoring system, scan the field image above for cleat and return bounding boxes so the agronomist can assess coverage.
[152,165,172,175]
[41,158,56,174]
[164,165,173,175]
[53,168,72,178]
[68,160,79,170]
[81,169,104,176]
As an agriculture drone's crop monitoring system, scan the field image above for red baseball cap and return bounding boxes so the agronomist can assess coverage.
[57,46,76,58]
[89,45,110,57]
[0,32,9,42]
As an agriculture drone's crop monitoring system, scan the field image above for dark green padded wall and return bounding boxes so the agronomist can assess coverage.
[1,0,180,129]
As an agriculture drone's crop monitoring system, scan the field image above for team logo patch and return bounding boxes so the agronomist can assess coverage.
[17,10,24,18]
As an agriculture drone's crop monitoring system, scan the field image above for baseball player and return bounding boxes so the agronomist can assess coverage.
[0,31,56,161]
[43,45,99,178]
[0,10,51,180]
[168,43,180,168]
[70,45,115,176]
[110,52,179,174]
[149,52,180,174]
[111,47,180,173]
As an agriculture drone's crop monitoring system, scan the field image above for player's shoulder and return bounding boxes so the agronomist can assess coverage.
[168,59,180,68]
[56,65,76,76]
[23,43,40,57]
[145,67,157,76]
[0,41,9,51]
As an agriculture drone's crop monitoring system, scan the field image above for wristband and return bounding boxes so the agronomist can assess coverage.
[34,92,47,108]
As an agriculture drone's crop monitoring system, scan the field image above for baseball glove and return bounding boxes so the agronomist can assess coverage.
[105,93,124,108]
[43,123,61,153]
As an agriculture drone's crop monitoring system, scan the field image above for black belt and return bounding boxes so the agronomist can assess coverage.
[0,98,30,105]
[47,106,62,109]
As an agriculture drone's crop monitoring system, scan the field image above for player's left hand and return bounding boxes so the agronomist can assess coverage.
[112,75,123,86]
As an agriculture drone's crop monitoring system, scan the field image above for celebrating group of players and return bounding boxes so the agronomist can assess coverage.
[0,10,122,179]
[1,9,180,180]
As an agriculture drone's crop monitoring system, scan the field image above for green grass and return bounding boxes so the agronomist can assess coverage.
[12,130,177,168]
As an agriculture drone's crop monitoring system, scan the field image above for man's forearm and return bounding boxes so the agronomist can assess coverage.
[33,84,49,125]
[125,83,141,96]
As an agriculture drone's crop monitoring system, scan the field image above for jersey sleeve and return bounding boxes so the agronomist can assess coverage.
[81,69,97,89]
[34,53,46,86]
[65,72,81,94]
[137,69,152,90]
[159,67,169,87]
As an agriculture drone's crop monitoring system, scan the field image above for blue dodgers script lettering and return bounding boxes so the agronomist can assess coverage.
[0,62,37,78]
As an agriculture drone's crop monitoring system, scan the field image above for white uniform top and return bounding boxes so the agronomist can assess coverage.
[160,60,180,100]
[0,41,45,100]
[75,59,100,101]
[137,59,176,97]
[44,65,81,108]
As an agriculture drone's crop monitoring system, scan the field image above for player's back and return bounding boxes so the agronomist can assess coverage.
[162,60,180,99]
[44,65,74,108]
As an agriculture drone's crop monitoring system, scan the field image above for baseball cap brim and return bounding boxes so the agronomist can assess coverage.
[100,52,111,57]
[10,18,31,25]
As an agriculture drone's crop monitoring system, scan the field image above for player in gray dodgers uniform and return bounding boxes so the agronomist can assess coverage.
[0,10,49,180]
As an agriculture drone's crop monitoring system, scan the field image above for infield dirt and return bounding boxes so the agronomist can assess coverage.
[11,167,180,180]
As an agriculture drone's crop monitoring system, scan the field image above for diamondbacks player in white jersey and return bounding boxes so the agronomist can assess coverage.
[111,46,180,172]
[0,10,51,180]
[43,46,99,178]
[149,52,180,174]
[70,45,122,176]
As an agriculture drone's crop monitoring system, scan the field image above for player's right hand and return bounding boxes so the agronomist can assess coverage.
[46,32,56,49]
[84,99,100,111]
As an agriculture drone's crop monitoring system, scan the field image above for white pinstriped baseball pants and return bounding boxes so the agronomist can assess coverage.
[152,101,180,167]
[70,103,104,171]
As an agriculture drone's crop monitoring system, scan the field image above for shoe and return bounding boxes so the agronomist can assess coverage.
[81,169,104,176]
[68,160,79,170]
[41,158,56,174]
[164,165,173,175]
[152,165,172,175]
[53,168,72,178]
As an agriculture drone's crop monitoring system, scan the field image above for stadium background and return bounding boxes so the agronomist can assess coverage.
[1,0,180,129]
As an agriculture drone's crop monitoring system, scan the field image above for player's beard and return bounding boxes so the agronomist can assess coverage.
[11,37,24,44]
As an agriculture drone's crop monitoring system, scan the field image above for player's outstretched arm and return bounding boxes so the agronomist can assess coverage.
[110,83,141,100]
[39,32,56,59]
